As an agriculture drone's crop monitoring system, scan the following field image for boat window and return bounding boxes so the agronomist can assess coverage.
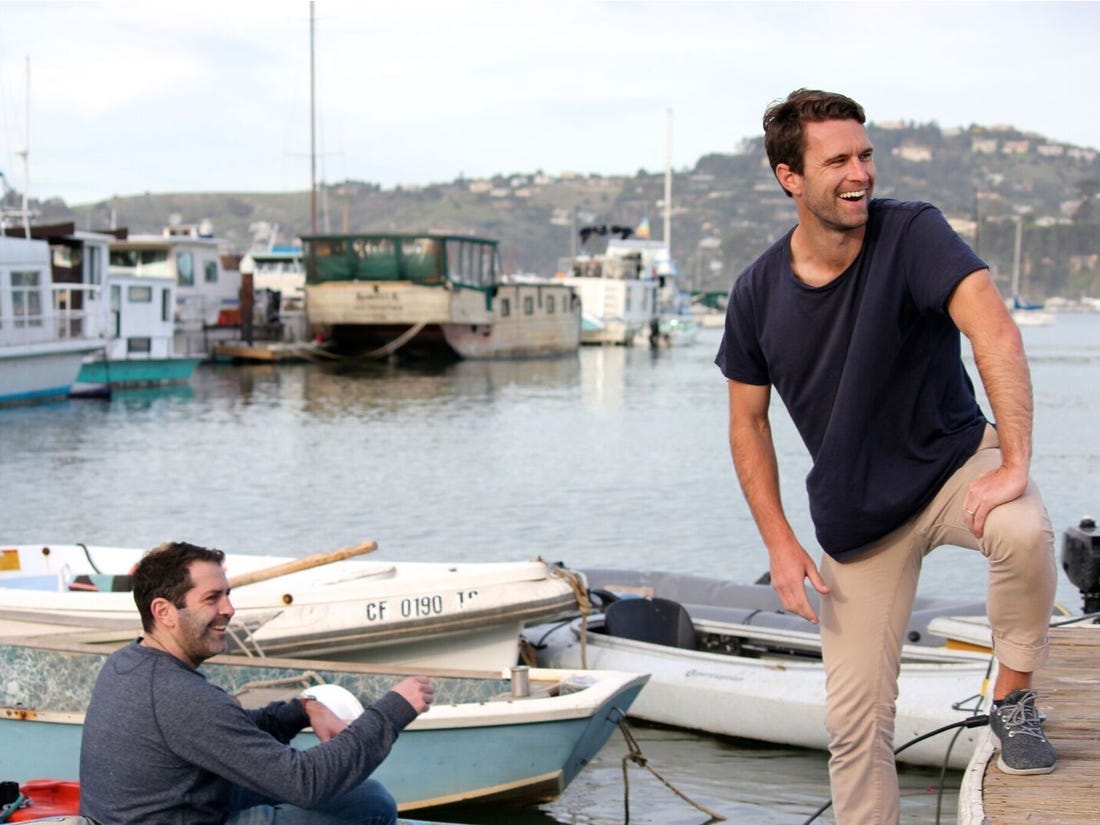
[500,297,511,317]
[110,249,171,276]
[546,293,555,314]
[625,289,632,312]
[485,245,500,286]
[204,260,218,283]
[442,239,499,289]
[177,251,195,286]
[307,239,350,283]
[351,238,398,280]
[110,285,121,337]
[52,244,81,271]
[87,245,102,285]
[400,239,441,284]
[127,337,152,354]
[161,288,171,322]
[10,270,44,327]
[524,295,534,315]
[128,285,153,303]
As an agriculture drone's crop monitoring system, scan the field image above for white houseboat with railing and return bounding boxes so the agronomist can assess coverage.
[0,233,101,405]
[303,232,580,359]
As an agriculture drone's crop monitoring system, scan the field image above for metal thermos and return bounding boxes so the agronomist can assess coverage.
[510,665,530,697]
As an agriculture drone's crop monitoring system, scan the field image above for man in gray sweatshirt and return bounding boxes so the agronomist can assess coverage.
[79,541,435,825]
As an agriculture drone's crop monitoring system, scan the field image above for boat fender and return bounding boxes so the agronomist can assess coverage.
[3,779,83,822]
[300,684,364,722]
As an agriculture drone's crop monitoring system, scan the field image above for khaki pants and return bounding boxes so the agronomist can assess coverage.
[819,426,1057,824]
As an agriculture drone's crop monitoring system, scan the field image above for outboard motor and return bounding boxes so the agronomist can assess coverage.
[1061,516,1100,616]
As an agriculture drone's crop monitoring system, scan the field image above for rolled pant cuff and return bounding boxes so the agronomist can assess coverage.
[993,634,1050,674]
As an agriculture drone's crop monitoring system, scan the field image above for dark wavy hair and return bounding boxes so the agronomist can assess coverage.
[763,89,866,196]
[133,542,225,632]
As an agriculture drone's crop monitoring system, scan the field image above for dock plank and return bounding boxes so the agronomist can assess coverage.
[979,625,1100,823]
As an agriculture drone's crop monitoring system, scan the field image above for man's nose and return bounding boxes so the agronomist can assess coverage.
[848,157,872,181]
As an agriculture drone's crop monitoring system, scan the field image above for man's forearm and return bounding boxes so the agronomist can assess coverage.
[729,418,798,550]
[972,322,1034,473]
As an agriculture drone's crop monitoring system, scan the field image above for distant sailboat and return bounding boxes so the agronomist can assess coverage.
[1006,216,1055,326]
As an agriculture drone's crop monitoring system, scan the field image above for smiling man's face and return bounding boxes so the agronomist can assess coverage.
[168,560,235,666]
[786,118,876,233]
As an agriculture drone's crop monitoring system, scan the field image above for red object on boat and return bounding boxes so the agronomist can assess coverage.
[9,779,80,820]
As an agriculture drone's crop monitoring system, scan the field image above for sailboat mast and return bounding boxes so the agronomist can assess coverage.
[309,1,317,234]
[663,108,672,256]
[1011,215,1022,297]
[18,56,31,237]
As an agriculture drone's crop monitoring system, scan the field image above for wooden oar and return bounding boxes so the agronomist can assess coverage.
[227,541,378,588]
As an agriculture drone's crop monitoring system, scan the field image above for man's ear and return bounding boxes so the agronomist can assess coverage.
[775,164,801,198]
[150,597,177,629]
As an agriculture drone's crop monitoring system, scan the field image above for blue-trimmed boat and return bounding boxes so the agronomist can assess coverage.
[0,635,646,813]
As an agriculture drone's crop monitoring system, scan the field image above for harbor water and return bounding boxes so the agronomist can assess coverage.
[3,315,1098,823]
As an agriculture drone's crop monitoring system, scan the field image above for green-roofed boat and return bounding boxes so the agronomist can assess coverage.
[302,233,581,360]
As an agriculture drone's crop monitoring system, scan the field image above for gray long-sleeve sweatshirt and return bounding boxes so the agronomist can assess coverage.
[79,640,417,824]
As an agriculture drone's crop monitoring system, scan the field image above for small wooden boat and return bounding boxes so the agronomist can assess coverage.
[0,543,582,669]
[0,635,648,814]
[522,568,994,768]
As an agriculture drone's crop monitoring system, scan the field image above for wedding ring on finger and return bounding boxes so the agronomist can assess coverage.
[965,508,976,516]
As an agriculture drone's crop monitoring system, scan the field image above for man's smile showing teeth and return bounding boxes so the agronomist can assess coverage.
[839,190,866,200]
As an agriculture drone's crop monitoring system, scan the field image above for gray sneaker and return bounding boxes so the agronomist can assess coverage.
[989,689,1056,775]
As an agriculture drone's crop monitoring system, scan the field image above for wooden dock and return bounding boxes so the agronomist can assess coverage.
[210,341,336,363]
[959,624,1100,823]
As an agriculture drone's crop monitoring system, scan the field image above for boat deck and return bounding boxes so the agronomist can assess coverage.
[966,624,1100,823]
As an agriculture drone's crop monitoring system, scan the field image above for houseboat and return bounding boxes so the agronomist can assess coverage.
[108,224,242,357]
[303,232,580,359]
[0,233,101,405]
[556,226,659,346]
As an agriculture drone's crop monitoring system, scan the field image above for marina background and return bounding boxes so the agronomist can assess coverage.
[2,316,1097,823]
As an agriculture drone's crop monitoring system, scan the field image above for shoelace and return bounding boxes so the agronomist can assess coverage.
[997,696,1046,740]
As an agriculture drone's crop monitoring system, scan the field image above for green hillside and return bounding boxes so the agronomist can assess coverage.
[23,121,1100,301]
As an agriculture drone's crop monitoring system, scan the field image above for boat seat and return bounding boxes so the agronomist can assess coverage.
[603,597,696,649]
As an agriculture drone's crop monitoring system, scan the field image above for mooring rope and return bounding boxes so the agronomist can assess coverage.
[545,561,591,669]
[617,719,726,822]
[357,322,428,360]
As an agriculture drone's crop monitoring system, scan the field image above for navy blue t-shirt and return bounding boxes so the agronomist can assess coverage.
[716,199,989,559]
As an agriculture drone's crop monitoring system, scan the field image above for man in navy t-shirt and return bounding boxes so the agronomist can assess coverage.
[716,89,1057,823]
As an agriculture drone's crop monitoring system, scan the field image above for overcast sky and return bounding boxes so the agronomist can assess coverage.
[2,1,1097,205]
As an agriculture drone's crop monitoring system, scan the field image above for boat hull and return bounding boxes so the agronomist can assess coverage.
[0,341,97,405]
[74,356,201,388]
[0,545,581,669]
[524,567,994,768]
[307,281,580,360]
[560,277,657,345]
[0,638,647,812]
[533,617,988,768]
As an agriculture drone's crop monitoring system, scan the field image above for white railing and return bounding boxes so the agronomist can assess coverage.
[0,283,105,349]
